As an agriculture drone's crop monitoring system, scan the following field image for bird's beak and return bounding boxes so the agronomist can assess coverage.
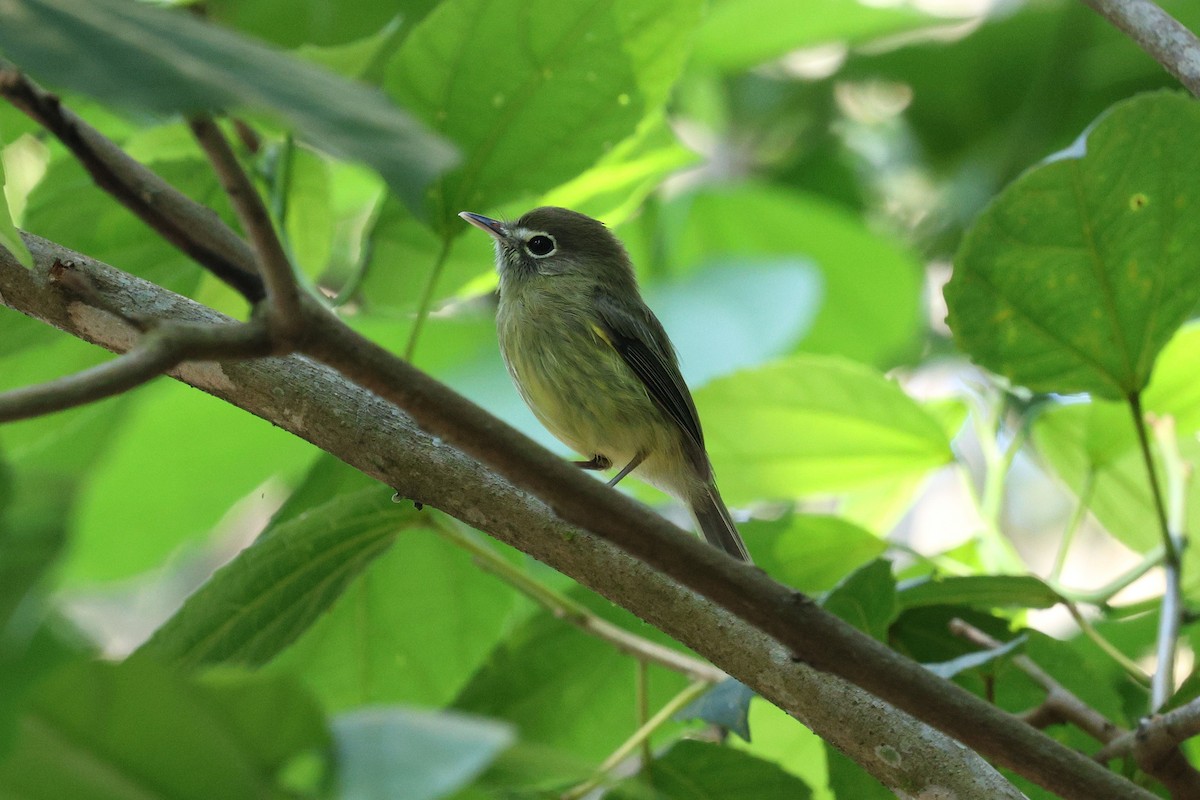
[459,211,507,240]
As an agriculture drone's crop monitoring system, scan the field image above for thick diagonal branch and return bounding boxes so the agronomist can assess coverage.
[0,235,1146,800]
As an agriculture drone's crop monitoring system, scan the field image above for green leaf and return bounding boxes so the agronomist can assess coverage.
[633,185,923,366]
[609,740,812,799]
[694,0,933,71]
[281,146,336,281]
[137,485,409,669]
[897,575,1062,611]
[741,514,887,593]
[541,113,698,223]
[0,0,456,212]
[697,356,952,504]
[453,590,689,761]
[946,91,1200,399]
[820,559,898,642]
[0,660,330,800]
[387,0,701,230]
[65,378,317,584]
[358,195,492,313]
[0,336,130,603]
[1032,322,1200,558]
[263,501,525,710]
[825,744,893,800]
[333,708,513,800]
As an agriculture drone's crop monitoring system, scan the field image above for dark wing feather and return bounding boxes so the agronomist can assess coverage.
[593,293,708,475]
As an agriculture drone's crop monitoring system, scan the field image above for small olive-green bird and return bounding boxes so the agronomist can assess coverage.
[460,206,751,562]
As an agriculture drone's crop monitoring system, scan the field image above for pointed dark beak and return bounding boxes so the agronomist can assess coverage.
[459,211,507,240]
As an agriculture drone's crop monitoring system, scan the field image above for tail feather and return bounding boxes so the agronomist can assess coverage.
[691,483,752,563]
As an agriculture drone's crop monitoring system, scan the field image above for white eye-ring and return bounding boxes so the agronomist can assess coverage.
[524,233,556,257]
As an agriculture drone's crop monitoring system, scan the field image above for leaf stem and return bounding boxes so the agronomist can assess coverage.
[404,234,452,361]
[1050,469,1095,584]
[432,517,726,683]
[1128,393,1179,568]
[1064,601,1151,686]
[1055,544,1163,605]
[561,679,712,800]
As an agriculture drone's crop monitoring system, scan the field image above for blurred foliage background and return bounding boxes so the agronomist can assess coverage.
[3,0,1200,797]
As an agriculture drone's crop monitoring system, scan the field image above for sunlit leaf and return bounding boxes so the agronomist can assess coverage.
[897,575,1062,611]
[0,151,31,268]
[741,514,886,593]
[386,0,701,230]
[630,185,923,366]
[698,356,952,503]
[65,379,317,584]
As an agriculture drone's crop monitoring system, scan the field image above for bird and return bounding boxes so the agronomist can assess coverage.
[460,206,751,562]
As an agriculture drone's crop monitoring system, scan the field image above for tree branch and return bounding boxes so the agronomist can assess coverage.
[0,70,1160,799]
[954,618,1200,798]
[951,619,1121,744]
[188,116,303,338]
[0,65,265,302]
[0,234,1143,800]
[1081,0,1200,97]
[1,235,1027,800]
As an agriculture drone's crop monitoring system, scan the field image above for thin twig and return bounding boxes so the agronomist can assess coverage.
[189,116,303,340]
[951,619,1122,744]
[1129,394,1179,570]
[1149,414,1190,712]
[1050,468,1096,583]
[404,234,452,361]
[1057,546,1164,606]
[1081,0,1200,97]
[1097,698,1200,762]
[1064,601,1152,685]
[0,64,265,301]
[0,319,269,422]
[435,518,726,683]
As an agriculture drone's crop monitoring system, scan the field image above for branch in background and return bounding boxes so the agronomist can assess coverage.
[0,236,1034,800]
[951,618,1122,744]
[1081,0,1200,97]
[1098,700,1200,775]
[188,116,303,338]
[952,618,1200,798]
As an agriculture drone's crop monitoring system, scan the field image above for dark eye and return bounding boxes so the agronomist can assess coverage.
[525,234,555,257]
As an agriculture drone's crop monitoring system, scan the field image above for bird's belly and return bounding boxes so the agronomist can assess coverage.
[499,313,664,471]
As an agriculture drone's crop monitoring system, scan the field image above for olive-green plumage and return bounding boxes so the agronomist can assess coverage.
[460,206,750,562]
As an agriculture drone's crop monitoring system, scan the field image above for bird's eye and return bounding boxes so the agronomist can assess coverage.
[525,234,556,257]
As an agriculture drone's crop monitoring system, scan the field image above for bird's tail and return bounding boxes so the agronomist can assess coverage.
[690,482,752,563]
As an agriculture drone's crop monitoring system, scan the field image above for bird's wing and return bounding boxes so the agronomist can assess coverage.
[593,292,708,474]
